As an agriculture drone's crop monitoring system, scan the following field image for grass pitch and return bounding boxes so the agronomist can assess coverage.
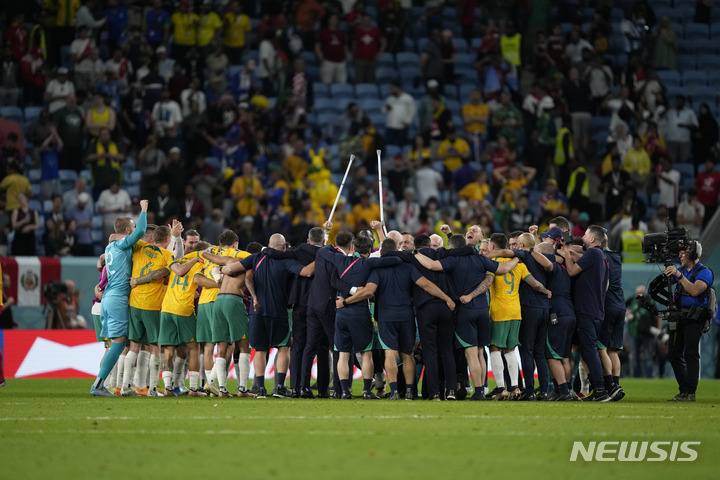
[1,378,719,480]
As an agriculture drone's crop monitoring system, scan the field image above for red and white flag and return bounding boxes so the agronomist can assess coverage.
[0,256,61,306]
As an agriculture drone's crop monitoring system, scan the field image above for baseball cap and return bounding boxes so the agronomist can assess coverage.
[579,212,590,222]
[540,226,563,241]
[427,79,439,89]
[77,192,90,204]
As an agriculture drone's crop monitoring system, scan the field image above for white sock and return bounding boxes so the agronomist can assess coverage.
[189,371,199,390]
[238,353,251,391]
[504,351,519,389]
[162,371,173,391]
[490,351,505,389]
[105,362,117,389]
[116,354,126,389]
[215,358,228,389]
[136,351,150,389]
[204,369,214,384]
[173,356,186,387]
[122,351,138,390]
[149,354,161,390]
[579,362,590,395]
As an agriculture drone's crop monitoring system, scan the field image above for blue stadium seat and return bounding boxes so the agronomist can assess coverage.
[301,51,317,66]
[657,70,681,87]
[403,37,415,52]
[367,112,386,129]
[330,83,354,99]
[376,66,399,83]
[79,169,92,182]
[678,5,697,24]
[317,113,336,131]
[677,57,696,71]
[456,66,476,82]
[92,215,103,229]
[92,229,103,243]
[379,83,392,99]
[28,169,41,182]
[378,52,395,68]
[29,199,43,214]
[24,106,43,124]
[360,98,385,114]
[455,52,475,68]
[684,23,710,41]
[417,38,429,53]
[59,169,78,183]
[42,200,53,212]
[693,40,717,54]
[205,156,220,171]
[0,106,23,123]
[126,185,140,198]
[454,38,468,52]
[696,54,720,70]
[125,170,142,185]
[396,52,419,68]
[355,83,380,99]
[314,97,340,114]
[312,81,328,97]
[682,70,708,87]
[334,98,354,112]
[305,65,319,81]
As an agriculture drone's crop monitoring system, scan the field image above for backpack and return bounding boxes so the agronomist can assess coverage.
[686,266,717,333]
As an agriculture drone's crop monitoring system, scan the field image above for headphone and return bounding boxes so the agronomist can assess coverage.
[687,241,699,261]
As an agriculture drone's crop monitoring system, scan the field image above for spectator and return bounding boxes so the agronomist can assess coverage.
[145,0,170,48]
[677,188,705,239]
[195,0,221,57]
[428,94,453,145]
[75,0,106,35]
[188,156,217,218]
[258,30,278,96]
[0,162,31,213]
[170,0,199,60]
[452,157,478,193]
[158,147,186,197]
[231,162,264,217]
[417,79,446,133]
[461,88,490,162]
[44,68,75,114]
[287,57,314,112]
[206,43,229,88]
[653,16,677,70]
[315,14,348,86]
[156,46,175,82]
[0,133,24,172]
[458,170,490,204]
[407,134,432,170]
[137,134,165,196]
[626,286,660,378]
[538,178,569,218]
[379,0,406,54]
[437,126,471,183]
[413,158,443,207]
[0,47,20,107]
[39,128,63,202]
[623,136,652,190]
[180,77,207,117]
[419,29,444,89]
[149,181,179,226]
[381,82,416,147]
[583,54,613,113]
[151,88,183,141]
[491,91,523,147]
[20,46,45,105]
[604,85,636,132]
[63,177,93,213]
[564,67,592,159]
[353,13,386,84]
[85,91,117,138]
[202,209,226,245]
[439,29,457,85]
[53,94,85,172]
[620,7,643,54]
[648,204,668,233]
[665,95,698,165]
[104,0,129,52]
[507,194,536,232]
[693,103,719,176]
[608,122,633,162]
[64,192,93,256]
[104,48,133,91]
[74,44,104,92]
[564,29,594,67]
[222,1,251,65]
[1,271,17,328]
[500,21,522,69]
[351,192,380,230]
[180,184,204,228]
[654,155,681,222]
[10,192,39,256]
[97,181,131,242]
[601,155,632,220]
[96,69,124,114]
[26,109,54,151]
[230,59,259,103]
[85,127,124,199]
[296,0,326,51]
[694,0,713,24]
[395,187,422,234]
[694,158,720,227]
[6,13,29,62]
[621,217,646,263]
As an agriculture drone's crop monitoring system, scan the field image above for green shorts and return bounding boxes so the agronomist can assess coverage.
[129,306,160,345]
[159,312,196,346]
[212,294,249,344]
[490,320,521,350]
[92,314,106,343]
[196,302,215,343]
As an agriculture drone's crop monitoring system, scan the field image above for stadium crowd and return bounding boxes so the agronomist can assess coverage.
[0,0,718,263]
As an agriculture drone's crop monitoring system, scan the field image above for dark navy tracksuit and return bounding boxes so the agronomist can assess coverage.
[600,249,626,350]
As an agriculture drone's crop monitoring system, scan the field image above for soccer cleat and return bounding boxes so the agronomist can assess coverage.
[508,388,523,400]
[135,387,149,397]
[188,389,208,397]
[341,392,353,400]
[256,387,268,399]
[405,391,415,401]
[149,388,163,397]
[316,391,331,399]
[387,392,400,400]
[535,391,549,401]
[682,393,697,402]
[300,387,315,399]
[174,385,189,396]
[570,390,581,401]
[609,385,625,402]
[91,387,117,396]
[113,387,121,396]
[667,393,685,402]
[331,390,342,399]
[465,386,473,396]
[163,388,176,397]
[217,387,233,398]
[517,390,537,401]
[554,393,574,402]
[487,387,504,399]
[494,390,509,401]
[0,380,6,387]
[272,386,292,398]
[446,390,457,401]
[236,388,257,398]
[469,391,486,401]
[204,382,220,397]
[290,389,301,399]
[430,394,441,401]
[362,390,380,400]
[121,388,139,397]
[592,391,612,402]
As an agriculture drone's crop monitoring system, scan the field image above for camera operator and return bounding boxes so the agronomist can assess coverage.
[663,242,713,402]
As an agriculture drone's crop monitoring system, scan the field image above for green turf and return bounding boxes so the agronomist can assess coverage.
[1,379,719,480]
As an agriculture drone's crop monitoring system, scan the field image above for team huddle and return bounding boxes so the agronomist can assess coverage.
[90,203,625,402]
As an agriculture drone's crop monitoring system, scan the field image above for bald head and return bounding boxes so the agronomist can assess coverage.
[269,233,287,250]
[534,241,554,255]
[635,285,646,296]
[387,230,402,243]
[517,233,536,249]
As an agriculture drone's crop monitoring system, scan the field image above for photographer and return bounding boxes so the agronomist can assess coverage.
[663,242,713,402]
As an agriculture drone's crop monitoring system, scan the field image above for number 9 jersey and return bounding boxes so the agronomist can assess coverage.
[489,257,530,322]
[161,252,204,316]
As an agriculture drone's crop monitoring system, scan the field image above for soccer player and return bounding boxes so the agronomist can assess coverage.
[221,234,314,398]
[600,234,626,401]
[358,238,455,400]
[534,241,577,401]
[483,233,533,400]
[560,225,612,402]
[198,230,252,397]
[415,234,518,400]
[158,243,208,397]
[90,199,148,396]
[124,224,183,396]
[323,236,402,399]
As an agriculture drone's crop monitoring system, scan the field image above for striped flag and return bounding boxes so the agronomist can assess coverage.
[0,256,61,306]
